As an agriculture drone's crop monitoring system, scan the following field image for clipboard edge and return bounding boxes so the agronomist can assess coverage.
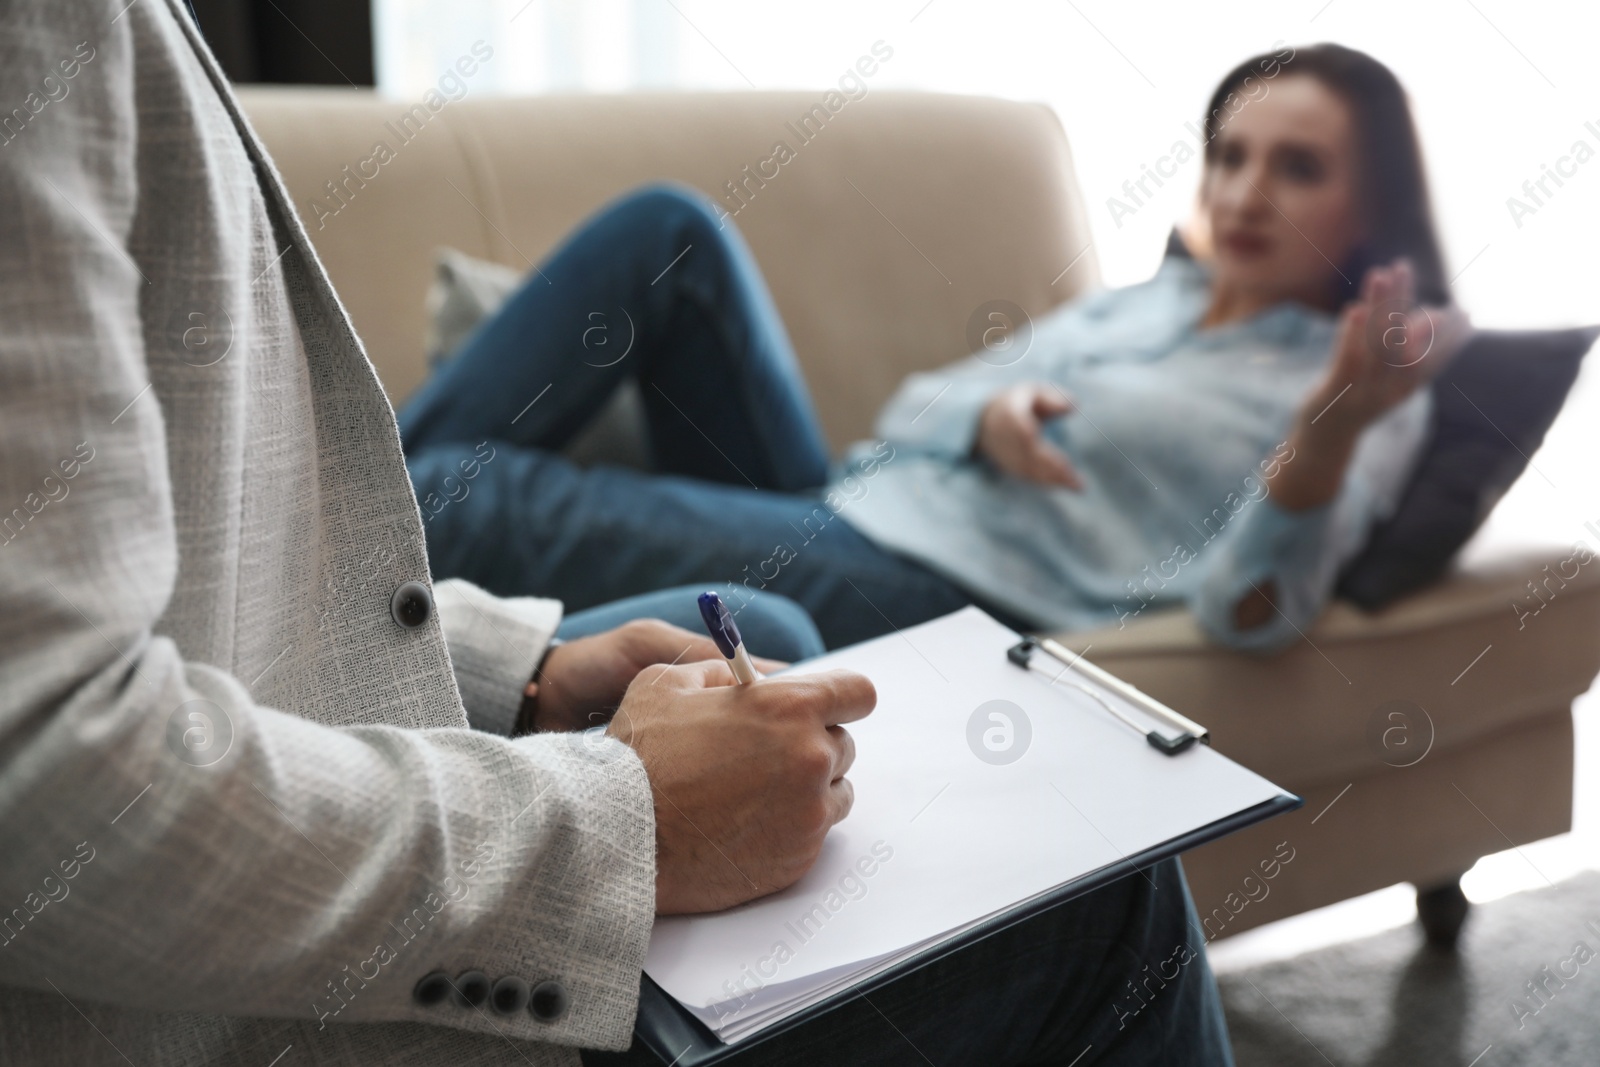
[632,791,1304,1066]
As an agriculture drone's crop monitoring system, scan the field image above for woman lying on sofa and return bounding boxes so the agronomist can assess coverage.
[400,43,1469,651]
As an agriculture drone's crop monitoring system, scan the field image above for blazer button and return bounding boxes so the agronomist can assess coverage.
[453,969,491,1009]
[490,975,531,1016]
[529,979,569,1023]
[412,971,452,1006]
[391,581,433,629]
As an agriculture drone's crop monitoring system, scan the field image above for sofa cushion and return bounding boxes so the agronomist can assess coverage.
[237,89,1100,450]
[1336,326,1598,608]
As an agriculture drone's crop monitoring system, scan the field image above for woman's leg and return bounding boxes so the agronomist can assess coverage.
[555,585,826,664]
[398,183,831,491]
[410,441,975,649]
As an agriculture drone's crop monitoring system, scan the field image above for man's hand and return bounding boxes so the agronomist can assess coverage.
[524,620,786,734]
[974,382,1084,488]
[607,660,875,915]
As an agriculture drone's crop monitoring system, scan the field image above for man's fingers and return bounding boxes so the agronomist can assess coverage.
[621,620,723,665]
[675,649,791,678]
[826,776,856,828]
[623,621,801,676]
[646,656,738,691]
[766,669,876,726]
[826,723,856,781]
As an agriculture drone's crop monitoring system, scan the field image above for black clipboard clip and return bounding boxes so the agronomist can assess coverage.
[1007,637,1209,756]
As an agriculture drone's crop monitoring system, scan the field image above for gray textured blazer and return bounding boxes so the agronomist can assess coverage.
[0,2,656,1064]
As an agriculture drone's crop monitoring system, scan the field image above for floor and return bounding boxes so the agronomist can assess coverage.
[1210,680,1599,974]
[1218,871,1600,1066]
[1211,347,1600,974]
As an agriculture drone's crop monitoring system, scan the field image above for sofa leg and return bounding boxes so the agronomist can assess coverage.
[1415,877,1470,949]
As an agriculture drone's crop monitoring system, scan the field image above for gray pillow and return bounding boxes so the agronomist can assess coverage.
[424,247,522,369]
[425,248,650,469]
[1336,326,1598,608]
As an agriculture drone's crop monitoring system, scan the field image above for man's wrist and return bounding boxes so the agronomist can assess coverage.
[515,638,563,735]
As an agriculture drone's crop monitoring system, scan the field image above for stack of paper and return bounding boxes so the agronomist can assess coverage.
[643,607,1291,1044]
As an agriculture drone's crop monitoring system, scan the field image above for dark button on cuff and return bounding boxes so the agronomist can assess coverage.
[453,969,490,1009]
[529,979,569,1023]
[391,581,433,629]
[413,971,451,1007]
[490,975,530,1016]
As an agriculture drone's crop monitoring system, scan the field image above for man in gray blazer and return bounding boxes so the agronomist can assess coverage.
[0,1,1231,1064]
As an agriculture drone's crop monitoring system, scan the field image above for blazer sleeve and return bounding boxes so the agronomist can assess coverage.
[434,579,563,736]
[0,6,652,1052]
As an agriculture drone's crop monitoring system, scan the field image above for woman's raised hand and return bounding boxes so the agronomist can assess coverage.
[1307,259,1470,436]
[975,382,1085,489]
[1269,259,1471,513]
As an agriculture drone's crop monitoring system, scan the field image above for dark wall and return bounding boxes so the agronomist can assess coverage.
[187,0,374,86]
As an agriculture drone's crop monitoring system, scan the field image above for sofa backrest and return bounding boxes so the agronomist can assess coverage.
[236,88,1099,451]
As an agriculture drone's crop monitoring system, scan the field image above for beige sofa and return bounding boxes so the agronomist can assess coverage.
[238,86,1600,941]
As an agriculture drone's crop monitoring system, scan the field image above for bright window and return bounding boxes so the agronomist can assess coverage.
[374,0,1599,331]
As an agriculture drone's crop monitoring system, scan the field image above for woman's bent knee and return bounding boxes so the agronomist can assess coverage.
[723,590,826,662]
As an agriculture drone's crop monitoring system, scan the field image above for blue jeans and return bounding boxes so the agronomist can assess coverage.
[556,584,825,662]
[398,184,980,649]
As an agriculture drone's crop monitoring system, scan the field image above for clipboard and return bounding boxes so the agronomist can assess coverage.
[632,794,1297,1065]
[629,608,1300,1065]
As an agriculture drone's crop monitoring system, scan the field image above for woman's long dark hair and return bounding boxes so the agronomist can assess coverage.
[1202,43,1450,306]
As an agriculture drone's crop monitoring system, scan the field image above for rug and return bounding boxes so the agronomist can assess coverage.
[1217,871,1600,1066]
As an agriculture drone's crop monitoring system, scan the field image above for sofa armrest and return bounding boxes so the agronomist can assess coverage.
[1049,546,1600,784]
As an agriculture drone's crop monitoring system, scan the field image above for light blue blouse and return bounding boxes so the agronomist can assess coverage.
[834,256,1430,651]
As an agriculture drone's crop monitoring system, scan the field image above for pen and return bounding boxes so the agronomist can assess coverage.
[698,591,762,685]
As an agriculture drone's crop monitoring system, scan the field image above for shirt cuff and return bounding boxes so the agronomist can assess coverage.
[1193,495,1335,651]
[434,578,564,735]
[1233,494,1334,575]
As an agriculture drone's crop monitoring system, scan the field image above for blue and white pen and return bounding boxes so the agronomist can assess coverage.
[697,591,762,685]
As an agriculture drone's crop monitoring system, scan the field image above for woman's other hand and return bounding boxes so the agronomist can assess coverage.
[975,383,1085,489]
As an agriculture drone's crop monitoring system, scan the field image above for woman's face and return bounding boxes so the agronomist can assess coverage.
[1201,74,1363,309]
